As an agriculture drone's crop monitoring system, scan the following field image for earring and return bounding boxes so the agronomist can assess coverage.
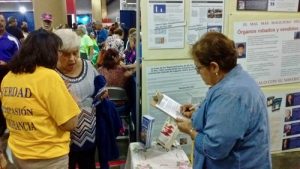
[216,72,218,76]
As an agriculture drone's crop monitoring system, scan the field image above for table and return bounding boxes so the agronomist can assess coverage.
[125,142,192,169]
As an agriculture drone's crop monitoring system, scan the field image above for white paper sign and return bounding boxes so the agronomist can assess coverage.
[148,0,185,48]
[234,19,300,86]
[187,0,225,44]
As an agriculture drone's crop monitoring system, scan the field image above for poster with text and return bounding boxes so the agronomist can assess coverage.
[148,0,185,49]
[187,0,224,44]
[146,63,208,154]
[234,19,300,86]
[237,0,300,12]
[264,88,300,152]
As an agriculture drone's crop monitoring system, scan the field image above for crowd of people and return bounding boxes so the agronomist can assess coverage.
[0,11,272,169]
[0,12,138,169]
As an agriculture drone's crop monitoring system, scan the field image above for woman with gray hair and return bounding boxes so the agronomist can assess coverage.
[54,29,101,169]
[76,25,94,60]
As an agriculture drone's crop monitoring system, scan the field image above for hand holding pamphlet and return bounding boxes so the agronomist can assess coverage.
[151,91,188,120]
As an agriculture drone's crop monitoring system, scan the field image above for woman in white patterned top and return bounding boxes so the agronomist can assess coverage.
[55,29,99,169]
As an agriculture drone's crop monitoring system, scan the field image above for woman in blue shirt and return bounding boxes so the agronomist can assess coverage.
[176,32,271,169]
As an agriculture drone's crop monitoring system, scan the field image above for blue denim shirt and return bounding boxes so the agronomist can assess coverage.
[192,65,271,169]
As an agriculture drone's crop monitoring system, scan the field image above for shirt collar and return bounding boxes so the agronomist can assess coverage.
[209,64,243,91]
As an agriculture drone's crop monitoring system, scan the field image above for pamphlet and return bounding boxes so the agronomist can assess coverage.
[157,117,180,150]
[141,115,155,149]
[151,92,187,120]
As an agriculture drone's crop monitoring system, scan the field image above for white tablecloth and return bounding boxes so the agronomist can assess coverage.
[125,142,192,169]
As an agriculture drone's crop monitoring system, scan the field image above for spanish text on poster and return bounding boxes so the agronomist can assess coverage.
[148,0,185,49]
[264,88,300,153]
[234,19,300,86]
[188,0,224,44]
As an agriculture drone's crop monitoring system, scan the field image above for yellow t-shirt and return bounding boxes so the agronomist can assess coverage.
[1,67,80,159]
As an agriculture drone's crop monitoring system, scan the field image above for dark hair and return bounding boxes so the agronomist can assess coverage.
[9,29,62,73]
[237,43,245,48]
[102,48,120,70]
[191,32,237,72]
[113,28,123,36]
[7,16,16,24]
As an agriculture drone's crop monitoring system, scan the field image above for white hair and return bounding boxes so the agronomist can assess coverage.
[77,24,87,34]
[54,29,81,51]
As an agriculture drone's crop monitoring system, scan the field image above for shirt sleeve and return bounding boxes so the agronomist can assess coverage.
[46,74,80,126]
[194,92,249,160]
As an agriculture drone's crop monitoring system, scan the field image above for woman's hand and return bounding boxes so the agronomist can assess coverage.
[176,118,192,134]
[176,118,197,139]
[180,104,195,118]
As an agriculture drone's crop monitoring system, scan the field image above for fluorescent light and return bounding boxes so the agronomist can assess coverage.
[19,6,27,14]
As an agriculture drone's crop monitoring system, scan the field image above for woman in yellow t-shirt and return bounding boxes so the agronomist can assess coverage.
[1,29,80,169]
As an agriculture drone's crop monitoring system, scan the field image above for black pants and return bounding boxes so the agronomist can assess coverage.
[69,148,96,169]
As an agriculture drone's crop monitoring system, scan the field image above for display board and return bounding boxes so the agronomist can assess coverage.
[233,18,300,86]
[262,83,300,153]
[140,0,300,156]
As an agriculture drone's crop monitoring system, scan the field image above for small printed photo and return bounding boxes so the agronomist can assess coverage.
[155,37,165,44]
[283,124,291,136]
[286,93,294,107]
[238,0,245,10]
[207,8,223,18]
[294,31,300,40]
[272,98,282,112]
[267,96,275,107]
[207,25,222,33]
[235,42,246,59]
[284,109,292,122]
[282,136,300,150]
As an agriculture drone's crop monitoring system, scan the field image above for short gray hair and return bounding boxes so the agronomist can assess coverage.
[77,24,87,34]
[54,29,81,51]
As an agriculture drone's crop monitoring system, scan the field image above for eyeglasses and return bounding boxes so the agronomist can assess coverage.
[194,65,205,73]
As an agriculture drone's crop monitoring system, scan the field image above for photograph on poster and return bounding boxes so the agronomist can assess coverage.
[284,109,293,122]
[283,122,300,137]
[267,96,275,106]
[238,0,245,9]
[236,0,268,11]
[207,25,222,33]
[286,93,294,107]
[283,124,291,136]
[235,42,246,59]
[207,8,223,18]
[282,136,300,150]
[272,98,282,112]
[294,31,300,40]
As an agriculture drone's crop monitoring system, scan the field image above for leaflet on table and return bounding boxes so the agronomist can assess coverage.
[151,92,187,120]
[141,115,155,149]
[157,117,180,150]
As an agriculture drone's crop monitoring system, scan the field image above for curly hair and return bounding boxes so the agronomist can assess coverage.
[191,32,237,72]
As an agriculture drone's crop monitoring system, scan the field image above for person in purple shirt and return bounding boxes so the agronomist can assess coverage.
[176,32,271,169]
[0,14,20,168]
[0,14,20,66]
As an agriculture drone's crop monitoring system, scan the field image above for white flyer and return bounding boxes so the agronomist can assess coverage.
[148,0,185,49]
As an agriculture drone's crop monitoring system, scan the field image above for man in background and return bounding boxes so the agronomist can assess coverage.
[6,16,24,42]
[41,12,54,32]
